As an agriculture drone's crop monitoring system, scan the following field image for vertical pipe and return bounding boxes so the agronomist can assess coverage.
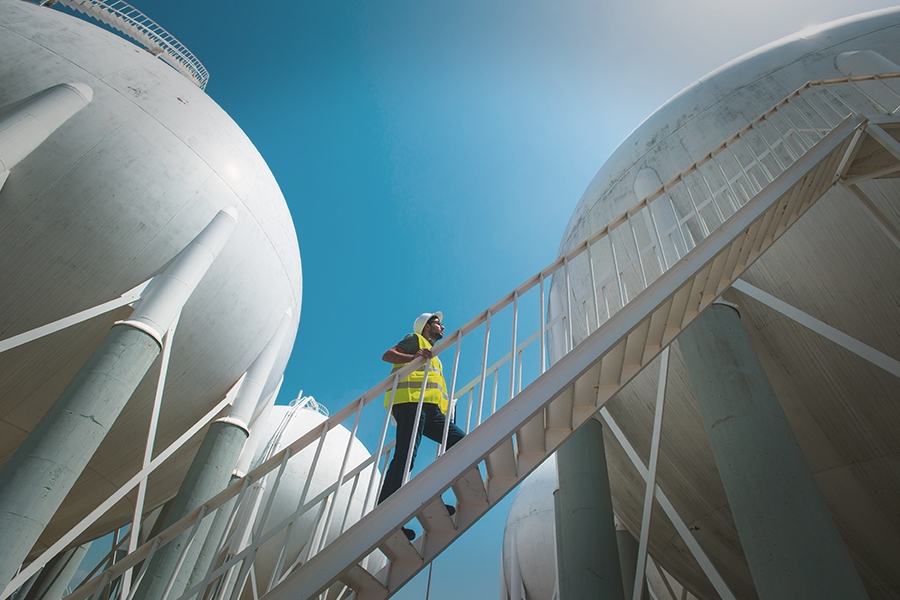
[366,373,401,504]
[626,214,648,288]
[122,316,180,600]
[401,367,429,485]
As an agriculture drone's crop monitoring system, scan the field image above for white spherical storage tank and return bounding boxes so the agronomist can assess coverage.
[499,459,557,600]
[242,402,382,596]
[0,0,301,561]
[509,7,900,599]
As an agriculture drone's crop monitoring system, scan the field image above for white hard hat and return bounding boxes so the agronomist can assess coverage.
[413,311,443,335]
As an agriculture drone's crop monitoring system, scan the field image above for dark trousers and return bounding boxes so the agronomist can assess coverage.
[377,402,465,504]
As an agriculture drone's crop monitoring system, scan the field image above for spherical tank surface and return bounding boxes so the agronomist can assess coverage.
[0,0,301,557]
[500,459,557,600]
[550,7,900,599]
[244,404,381,596]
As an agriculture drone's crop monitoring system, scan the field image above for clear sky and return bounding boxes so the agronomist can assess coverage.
[73,0,899,597]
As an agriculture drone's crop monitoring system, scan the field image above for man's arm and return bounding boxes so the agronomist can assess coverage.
[382,345,433,364]
[382,335,433,363]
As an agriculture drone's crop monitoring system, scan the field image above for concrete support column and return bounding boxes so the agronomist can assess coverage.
[23,543,90,600]
[135,311,292,600]
[615,525,649,600]
[183,385,280,599]
[554,418,624,600]
[678,303,867,599]
[0,209,237,588]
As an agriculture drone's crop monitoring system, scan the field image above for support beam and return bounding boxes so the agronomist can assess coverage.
[0,208,237,588]
[731,279,900,379]
[133,310,292,600]
[554,419,624,600]
[678,303,867,599]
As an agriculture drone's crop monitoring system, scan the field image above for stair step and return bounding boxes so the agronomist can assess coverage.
[681,261,712,326]
[340,563,387,598]
[662,286,690,346]
[545,384,574,433]
[485,437,518,480]
[642,299,670,363]
[451,467,488,509]
[416,498,456,534]
[379,529,422,564]
[515,411,545,457]
[572,363,602,426]
[622,320,650,382]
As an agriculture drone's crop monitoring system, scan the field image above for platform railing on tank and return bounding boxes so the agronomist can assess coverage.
[43,0,210,90]
[58,73,900,600]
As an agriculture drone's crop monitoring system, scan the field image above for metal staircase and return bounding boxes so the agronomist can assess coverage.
[61,75,900,600]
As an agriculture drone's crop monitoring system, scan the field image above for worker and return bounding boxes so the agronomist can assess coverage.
[378,311,465,540]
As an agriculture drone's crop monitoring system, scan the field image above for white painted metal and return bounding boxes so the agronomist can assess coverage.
[0,279,150,354]
[120,207,238,345]
[633,348,669,600]
[846,183,900,251]
[0,82,93,171]
[596,409,735,600]
[224,309,294,430]
[731,279,900,378]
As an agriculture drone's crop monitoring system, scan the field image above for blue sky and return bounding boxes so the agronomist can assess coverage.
[72,0,898,597]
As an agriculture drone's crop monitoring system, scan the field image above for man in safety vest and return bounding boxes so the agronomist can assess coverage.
[377,312,465,539]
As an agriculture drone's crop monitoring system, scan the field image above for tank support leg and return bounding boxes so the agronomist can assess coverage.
[22,543,91,600]
[133,310,292,600]
[0,83,93,176]
[678,303,867,599]
[554,418,625,600]
[0,209,237,589]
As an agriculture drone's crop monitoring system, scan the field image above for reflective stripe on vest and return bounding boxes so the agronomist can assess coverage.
[384,333,449,413]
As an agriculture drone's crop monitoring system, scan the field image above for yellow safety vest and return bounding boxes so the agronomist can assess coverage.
[384,333,449,413]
